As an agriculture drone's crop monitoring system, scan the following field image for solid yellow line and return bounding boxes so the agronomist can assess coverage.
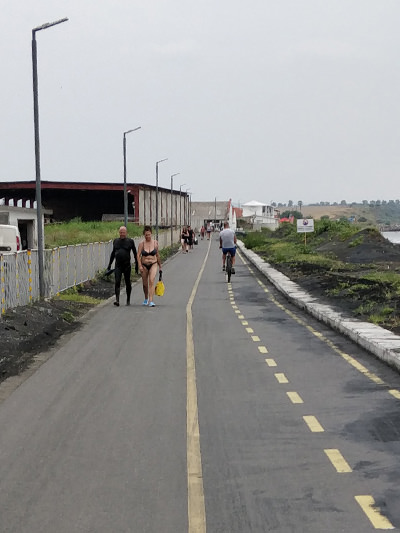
[186,242,208,532]
[355,495,395,529]
[265,358,277,367]
[324,449,352,473]
[258,346,268,354]
[246,327,254,333]
[275,373,288,383]
[303,415,324,432]
[389,389,400,400]
[287,391,304,404]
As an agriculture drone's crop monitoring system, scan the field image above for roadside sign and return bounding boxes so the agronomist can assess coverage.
[297,219,314,233]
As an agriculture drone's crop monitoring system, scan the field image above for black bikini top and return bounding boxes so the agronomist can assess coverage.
[141,248,157,257]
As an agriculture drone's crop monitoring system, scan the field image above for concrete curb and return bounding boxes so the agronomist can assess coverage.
[238,242,400,373]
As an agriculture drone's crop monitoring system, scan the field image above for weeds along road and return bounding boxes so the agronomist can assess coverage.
[0,235,399,532]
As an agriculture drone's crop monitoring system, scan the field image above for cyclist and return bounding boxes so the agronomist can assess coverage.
[219,221,237,274]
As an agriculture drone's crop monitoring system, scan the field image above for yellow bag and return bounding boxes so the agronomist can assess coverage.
[155,280,165,296]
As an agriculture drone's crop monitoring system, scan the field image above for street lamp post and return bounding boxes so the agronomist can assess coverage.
[179,183,186,232]
[170,173,180,245]
[155,158,168,241]
[123,126,141,227]
[32,17,68,298]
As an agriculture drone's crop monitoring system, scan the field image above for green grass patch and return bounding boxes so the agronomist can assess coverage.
[45,219,143,248]
[61,311,76,323]
[348,236,364,248]
[368,307,395,325]
[56,293,102,305]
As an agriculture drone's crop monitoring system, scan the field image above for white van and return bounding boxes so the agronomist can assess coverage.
[0,224,21,253]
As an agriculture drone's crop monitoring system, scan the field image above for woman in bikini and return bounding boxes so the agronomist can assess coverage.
[137,225,162,307]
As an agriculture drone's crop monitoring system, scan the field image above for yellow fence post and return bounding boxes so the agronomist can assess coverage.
[27,250,33,302]
[0,255,5,314]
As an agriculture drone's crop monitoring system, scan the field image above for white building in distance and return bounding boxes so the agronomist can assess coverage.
[242,200,279,230]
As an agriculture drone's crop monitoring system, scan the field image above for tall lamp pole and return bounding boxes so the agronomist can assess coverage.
[179,183,186,232]
[123,126,141,228]
[32,17,68,298]
[155,158,168,241]
[170,173,180,245]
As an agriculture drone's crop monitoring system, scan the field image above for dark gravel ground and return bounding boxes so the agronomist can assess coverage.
[262,229,400,336]
[0,278,115,385]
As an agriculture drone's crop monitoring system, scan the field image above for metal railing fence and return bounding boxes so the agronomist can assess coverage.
[0,241,113,314]
[0,230,181,315]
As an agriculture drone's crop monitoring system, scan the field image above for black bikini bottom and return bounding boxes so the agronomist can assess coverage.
[143,262,157,271]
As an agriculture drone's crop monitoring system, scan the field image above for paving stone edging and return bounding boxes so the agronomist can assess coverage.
[238,242,400,373]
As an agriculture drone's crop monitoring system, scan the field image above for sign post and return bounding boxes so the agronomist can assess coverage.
[296,218,314,247]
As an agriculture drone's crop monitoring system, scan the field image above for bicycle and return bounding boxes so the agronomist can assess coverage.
[226,251,233,283]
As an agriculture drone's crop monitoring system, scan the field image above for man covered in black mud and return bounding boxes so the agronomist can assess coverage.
[107,226,138,306]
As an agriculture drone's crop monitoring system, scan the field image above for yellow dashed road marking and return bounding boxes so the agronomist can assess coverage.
[241,320,249,325]
[258,346,268,354]
[246,327,254,333]
[355,495,395,529]
[232,305,238,309]
[265,358,277,367]
[389,389,400,400]
[275,373,288,383]
[238,314,244,319]
[303,415,324,432]
[287,391,304,404]
[324,449,352,473]
[235,310,240,314]
[251,335,260,342]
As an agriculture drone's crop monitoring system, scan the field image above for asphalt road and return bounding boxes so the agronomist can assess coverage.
[0,235,399,532]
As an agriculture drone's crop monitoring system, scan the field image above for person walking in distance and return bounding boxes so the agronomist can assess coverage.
[107,226,138,306]
[187,225,194,251]
[219,221,237,273]
[206,222,212,240]
[181,226,189,253]
[137,225,162,307]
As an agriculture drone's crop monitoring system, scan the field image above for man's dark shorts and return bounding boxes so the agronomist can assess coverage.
[222,247,236,256]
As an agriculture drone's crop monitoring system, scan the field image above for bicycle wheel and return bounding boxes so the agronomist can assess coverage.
[226,254,232,282]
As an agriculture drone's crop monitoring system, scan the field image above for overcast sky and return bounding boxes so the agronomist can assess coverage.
[1,0,399,205]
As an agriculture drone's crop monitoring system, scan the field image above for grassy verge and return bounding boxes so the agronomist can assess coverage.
[54,284,103,304]
[242,220,400,333]
[45,219,143,248]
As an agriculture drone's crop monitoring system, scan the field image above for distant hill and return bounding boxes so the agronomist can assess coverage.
[300,204,400,226]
